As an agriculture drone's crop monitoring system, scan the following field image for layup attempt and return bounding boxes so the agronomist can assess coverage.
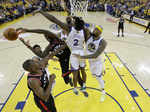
[34,10,89,95]
[18,28,73,86]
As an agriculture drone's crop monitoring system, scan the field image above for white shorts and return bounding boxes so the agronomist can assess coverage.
[70,54,86,70]
[89,59,103,76]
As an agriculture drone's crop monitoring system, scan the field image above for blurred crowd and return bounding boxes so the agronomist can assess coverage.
[0,0,64,24]
[105,0,150,19]
[0,0,149,25]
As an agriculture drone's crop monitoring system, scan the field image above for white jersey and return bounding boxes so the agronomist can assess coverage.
[86,36,104,75]
[86,36,103,61]
[66,27,85,55]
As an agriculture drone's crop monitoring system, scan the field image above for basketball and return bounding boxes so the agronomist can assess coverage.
[3,28,19,41]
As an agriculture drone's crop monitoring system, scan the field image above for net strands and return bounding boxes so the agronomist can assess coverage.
[70,0,89,17]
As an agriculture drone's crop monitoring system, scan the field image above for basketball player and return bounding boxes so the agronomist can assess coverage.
[34,10,89,95]
[144,21,150,34]
[18,29,73,87]
[117,15,125,37]
[32,56,56,93]
[23,46,66,112]
[75,25,107,102]
[59,28,85,88]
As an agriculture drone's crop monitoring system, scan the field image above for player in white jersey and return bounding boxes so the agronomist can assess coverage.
[34,10,89,96]
[59,17,88,96]
[66,21,87,95]
[77,25,107,101]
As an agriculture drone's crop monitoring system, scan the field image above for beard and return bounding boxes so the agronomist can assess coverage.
[91,33,97,37]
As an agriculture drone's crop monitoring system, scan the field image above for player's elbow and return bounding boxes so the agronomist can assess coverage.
[103,40,107,48]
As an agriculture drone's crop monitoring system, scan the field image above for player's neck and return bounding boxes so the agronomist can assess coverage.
[93,36,100,41]
[31,70,42,75]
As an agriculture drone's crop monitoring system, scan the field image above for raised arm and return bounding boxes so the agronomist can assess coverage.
[81,39,107,59]
[39,10,70,32]
[18,28,58,39]
[19,38,43,57]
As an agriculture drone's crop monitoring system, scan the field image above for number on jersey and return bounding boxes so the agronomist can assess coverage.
[73,39,79,46]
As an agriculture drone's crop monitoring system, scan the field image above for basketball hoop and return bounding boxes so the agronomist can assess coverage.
[69,0,88,17]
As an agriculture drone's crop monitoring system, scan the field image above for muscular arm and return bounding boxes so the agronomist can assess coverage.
[39,44,52,58]
[28,77,54,102]
[39,10,70,32]
[84,27,91,43]
[40,44,66,66]
[19,38,43,57]
[24,28,58,39]
[81,39,107,59]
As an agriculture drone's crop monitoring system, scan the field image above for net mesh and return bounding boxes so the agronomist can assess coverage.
[69,0,88,17]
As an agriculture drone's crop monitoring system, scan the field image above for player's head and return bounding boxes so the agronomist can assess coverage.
[32,56,41,62]
[33,44,42,54]
[66,16,72,25]
[23,59,41,73]
[92,25,103,37]
[73,16,85,31]
[44,35,54,42]
[32,56,48,68]
[121,15,123,18]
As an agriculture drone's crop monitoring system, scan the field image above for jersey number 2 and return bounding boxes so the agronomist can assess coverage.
[73,39,79,46]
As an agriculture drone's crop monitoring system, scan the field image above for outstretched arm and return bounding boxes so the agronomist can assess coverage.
[39,10,70,32]
[18,28,58,39]
[19,38,43,57]
[81,39,107,59]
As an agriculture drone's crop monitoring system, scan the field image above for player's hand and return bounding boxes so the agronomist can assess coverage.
[48,52,55,58]
[19,38,24,42]
[16,28,27,33]
[26,40,30,46]
[51,58,59,61]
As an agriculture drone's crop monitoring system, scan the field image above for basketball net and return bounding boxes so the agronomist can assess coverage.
[69,0,88,17]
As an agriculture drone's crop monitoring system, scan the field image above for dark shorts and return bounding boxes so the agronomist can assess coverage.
[118,24,124,30]
[34,94,57,112]
[59,55,71,84]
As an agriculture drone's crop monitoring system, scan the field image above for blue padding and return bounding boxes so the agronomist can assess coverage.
[130,90,139,97]
[15,101,25,110]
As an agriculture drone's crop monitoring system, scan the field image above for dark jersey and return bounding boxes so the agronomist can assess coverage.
[27,69,57,112]
[119,18,124,26]
[48,38,71,59]
[27,69,49,98]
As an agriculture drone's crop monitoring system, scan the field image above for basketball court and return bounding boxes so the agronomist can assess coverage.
[0,12,150,112]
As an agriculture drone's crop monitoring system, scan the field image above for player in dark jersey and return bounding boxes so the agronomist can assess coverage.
[23,46,66,112]
[144,21,150,34]
[117,15,125,37]
[18,30,73,86]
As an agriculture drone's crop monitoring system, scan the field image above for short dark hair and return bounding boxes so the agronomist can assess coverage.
[66,16,72,24]
[33,44,40,49]
[74,17,85,31]
[23,59,33,71]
